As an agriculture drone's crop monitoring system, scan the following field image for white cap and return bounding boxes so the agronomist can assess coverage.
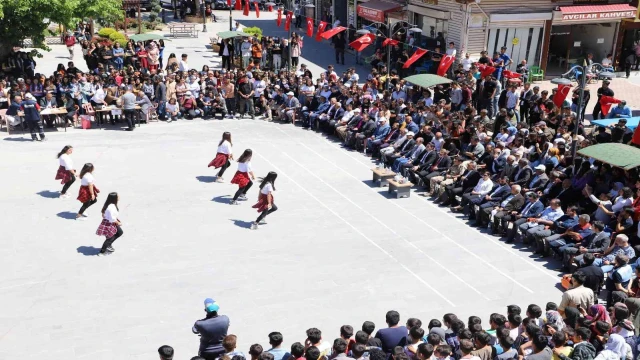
[353,108,361,113]
[24,93,34,100]
[185,91,192,96]
[286,91,294,96]
[406,131,415,136]
[302,106,308,111]
[274,85,280,89]
[535,165,546,171]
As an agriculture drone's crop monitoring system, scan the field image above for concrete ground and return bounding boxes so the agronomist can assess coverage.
[0,11,626,360]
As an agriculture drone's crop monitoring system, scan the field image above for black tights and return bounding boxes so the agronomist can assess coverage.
[233,180,253,201]
[256,203,278,222]
[61,176,76,194]
[101,225,123,252]
[217,160,230,177]
[78,198,97,215]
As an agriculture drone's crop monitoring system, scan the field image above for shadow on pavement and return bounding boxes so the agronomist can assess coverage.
[77,246,102,256]
[196,175,216,183]
[230,219,253,229]
[57,211,77,220]
[37,190,60,199]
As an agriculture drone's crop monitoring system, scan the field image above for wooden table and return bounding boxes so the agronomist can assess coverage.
[372,167,396,187]
[41,108,69,132]
[168,22,198,38]
[95,106,142,128]
[388,178,413,198]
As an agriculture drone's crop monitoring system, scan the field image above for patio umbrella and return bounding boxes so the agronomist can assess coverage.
[403,74,451,89]
[128,33,171,42]
[217,31,252,39]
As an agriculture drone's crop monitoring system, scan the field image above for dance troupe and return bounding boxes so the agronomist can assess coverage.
[53,133,277,256]
[207,132,278,230]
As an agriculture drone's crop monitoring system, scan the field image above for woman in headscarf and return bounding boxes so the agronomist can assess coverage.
[593,334,630,360]
[612,303,636,359]
[587,304,612,326]
[546,310,565,331]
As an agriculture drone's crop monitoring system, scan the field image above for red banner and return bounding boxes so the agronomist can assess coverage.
[243,0,249,15]
[382,38,399,47]
[477,64,496,78]
[306,18,314,37]
[349,34,375,52]
[437,55,455,76]
[285,12,292,31]
[320,26,347,40]
[403,48,427,69]
[235,0,241,11]
[276,9,282,26]
[315,21,327,41]
[255,2,260,17]
[227,0,231,6]
[268,4,273,11]
[552,84,572,108]
[600,95,622,116]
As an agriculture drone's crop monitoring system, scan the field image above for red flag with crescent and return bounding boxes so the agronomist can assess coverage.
[552,84,572,108]
[600,95,622,116]
[276,9,282,26]
[382,38,399,47]
[243,0,249,15]
[254,1,260,17]
[477,64,496,78]
[284,12,292,31]
[320,26,347,40]
[235,0,242,11]
[227,0,231,7]
[349,34,375,52]
[315,21,327,41]
[306,18,314,37]
[437,55,455,76]
[403,48,428,69]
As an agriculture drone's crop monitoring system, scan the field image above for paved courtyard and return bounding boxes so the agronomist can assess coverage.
[0,12,630,360]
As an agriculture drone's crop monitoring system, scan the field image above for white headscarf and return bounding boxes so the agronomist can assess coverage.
[605,334,626,359]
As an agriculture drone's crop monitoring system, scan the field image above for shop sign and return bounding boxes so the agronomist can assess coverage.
[561,10,635,20]
[357,5,384,22]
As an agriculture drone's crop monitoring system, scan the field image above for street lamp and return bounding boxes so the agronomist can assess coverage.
[367,20,419,90]
[173,0,178,19]
[285,2,314,71]
[201,2,207,32]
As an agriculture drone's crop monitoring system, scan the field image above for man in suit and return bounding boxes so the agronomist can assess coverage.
[392,138,425,173]
[431,156,466,199]
[322,102,344,134]
[473,176,511,225]
[554,179,577,211]
[440,161,481,206]
[481,184,525,232]
[456,171,494,215]
[501,192,545,242]
[561,221,610,270]
[336,108,362,142]
[405,142,437,181]
[511,158,533,187]
[370,122,400,157]
[541,214,593,258]
[418,149,452,193]
[497,155,517,181]
[523,165,549,194]
[351,113,376,150]
[39,91,59,127]
[366,118,390,154]
[382,131,415,168]
[218,39,234,71]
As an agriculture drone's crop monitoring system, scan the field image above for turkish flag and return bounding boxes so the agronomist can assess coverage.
[315,21,327,41]
[321,26,347,39]
[600,95,622,116]
[552,84,572,108]
[255,1,260,17]
[349,34,375,52]
[243,0,249,15]
[306,18,314,37]
[276,9,282,26]
[403,48,427,69]
[285,12,292,31]
[477,64,496,78]
[382,38,399,47]
[437,55,455,76]
[268,4,273,11]
[235,0,241,11]
[503,70,522,79]
[227,0,231,7]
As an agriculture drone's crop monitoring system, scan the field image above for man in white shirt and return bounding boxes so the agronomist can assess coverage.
[462,53,473,71]
[446,42,457,57]
[392,84,406,102]
[240,39,252,69]
[455,171,493,214]
[179,54,189,72]
[505,85,520,122]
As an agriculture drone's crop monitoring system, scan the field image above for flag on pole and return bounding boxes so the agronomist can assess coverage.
[235,0,242,11]
[320,26,347,40]
[276,8,282,26]
[306,18,314,37]
[477,64,496,78]
[349,34,375,52]
[382,38,399,47]
[552,84,572,108]
[284,11,292,31]
[600,95,622,116]
[403,49,427,69]
[227,0,231,7]
[315,21,327,41]
[437,55,455,76]
[254,1,260,17]
[243,0,249,15]
[268,3,273,11]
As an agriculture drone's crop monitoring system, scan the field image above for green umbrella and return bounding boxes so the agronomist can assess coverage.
[578,143,640,170]
[217,31,252,39]
[403,74,452,89]
[128,33,171,42]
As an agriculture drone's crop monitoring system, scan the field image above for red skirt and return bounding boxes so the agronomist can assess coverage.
[96,219,117,238]
[230,171,250,188]
[252,193,274,213]
[54,165,73,184]
[77,185,101,203]
[208,153,229,169]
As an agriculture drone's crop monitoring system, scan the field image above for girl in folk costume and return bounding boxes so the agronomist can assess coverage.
[55,145,77,198]
[230,149,256,205]
[96,192,123,256]
[207,132,234,183]
[251,171,278,230]
[76,163,100,219]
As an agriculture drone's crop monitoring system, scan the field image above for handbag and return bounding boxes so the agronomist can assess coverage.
[80,115,92,129]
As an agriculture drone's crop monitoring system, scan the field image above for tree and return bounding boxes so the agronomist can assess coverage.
[0,0,122,59]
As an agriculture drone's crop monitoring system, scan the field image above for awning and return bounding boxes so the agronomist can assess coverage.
[577,143,640,170]
[357,0,403,22]
[557,4,636,22]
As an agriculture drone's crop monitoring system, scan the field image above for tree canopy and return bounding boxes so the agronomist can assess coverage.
[0,0,122,54]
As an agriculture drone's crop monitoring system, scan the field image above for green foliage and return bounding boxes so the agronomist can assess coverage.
[244,26,263,40]
[98,27,117,37]
[0,0,122,57]
[149,11,158,22]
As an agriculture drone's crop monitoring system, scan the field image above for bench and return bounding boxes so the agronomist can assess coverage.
[372,167,396,187]
[388,178,413,198]
[168,23,198,38]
